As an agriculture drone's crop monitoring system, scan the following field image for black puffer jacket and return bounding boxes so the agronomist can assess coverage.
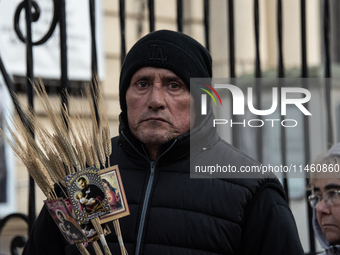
[23,108,304,255]
[105,109,305,255]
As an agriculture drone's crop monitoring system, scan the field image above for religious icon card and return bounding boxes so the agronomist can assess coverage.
[44,198,87,244]
[65,166,111,223]
[99,165,130,224]
[63,197,111,243]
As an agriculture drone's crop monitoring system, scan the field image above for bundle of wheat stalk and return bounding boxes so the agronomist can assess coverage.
[0,79,126,255]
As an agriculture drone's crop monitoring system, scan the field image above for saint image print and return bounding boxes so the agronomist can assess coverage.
[75,176,105,215]
[65,167,110,223]
[102,175,122,211]
[99,165,130,223]
[44,198,87,244]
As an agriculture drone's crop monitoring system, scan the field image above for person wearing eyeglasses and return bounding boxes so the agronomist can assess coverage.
[308,143,340,255]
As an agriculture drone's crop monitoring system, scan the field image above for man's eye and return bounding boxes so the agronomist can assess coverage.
[137,82,148,88]
[169,83,180,89]
[327,190,337,198]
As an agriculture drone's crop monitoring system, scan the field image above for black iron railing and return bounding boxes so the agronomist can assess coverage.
[0,213,28,255]
[0,0,82,254]
[0,0,336,254]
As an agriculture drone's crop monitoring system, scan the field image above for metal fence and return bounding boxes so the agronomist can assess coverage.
[0,0,336,254]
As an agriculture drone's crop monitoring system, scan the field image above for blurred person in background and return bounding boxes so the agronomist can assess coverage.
[308,143,340,255]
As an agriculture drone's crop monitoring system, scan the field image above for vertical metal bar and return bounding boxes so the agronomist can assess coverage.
[301,0,308,78]
[228,0,235,79]
[277,0,284,78]
[177,0,183,33]
[227,0,238,148]
[25,0,34,104]
[204,0,210,51]
[119,0,126,65]
[89,0,100,124]
[303,87,316,252]
[300,0,315,253]
[59,0,68,109]
[254,0,261,78]
[90,0,98,75]
[254,0,262,162]
[323,0,333,148]
[324,0,331,79]
[277,0,289,203]
[24,0,35,234]
[148,0,155,32]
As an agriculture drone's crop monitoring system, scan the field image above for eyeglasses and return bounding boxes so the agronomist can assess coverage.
[308,190,340,208]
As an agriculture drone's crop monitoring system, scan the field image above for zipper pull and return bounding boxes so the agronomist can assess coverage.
[150,162,155,175]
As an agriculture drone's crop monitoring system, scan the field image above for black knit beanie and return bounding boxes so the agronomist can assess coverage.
[119,30,212,115]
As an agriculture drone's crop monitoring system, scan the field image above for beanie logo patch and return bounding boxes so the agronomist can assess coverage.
[149,44,167,65]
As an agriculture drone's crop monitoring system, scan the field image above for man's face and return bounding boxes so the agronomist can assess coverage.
[78,179,86,189]
[126,67,196,146]
[314,178,340,245]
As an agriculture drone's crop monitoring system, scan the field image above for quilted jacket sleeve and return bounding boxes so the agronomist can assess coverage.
[240,183,305,255]
[22,204,73,255]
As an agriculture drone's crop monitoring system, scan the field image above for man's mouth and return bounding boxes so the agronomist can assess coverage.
[143,117,168,123]
[322,223,338,229]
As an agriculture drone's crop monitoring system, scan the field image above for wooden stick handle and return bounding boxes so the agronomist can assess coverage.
[114,219,128,255]
[92,241,104,255]
[76,243,91,255]
[91,218,112,255]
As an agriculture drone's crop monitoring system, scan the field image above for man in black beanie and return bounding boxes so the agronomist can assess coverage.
[23,30,304,255]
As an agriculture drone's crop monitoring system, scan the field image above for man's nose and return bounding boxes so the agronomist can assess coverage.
[316,199,331,214]
[148,84,165,110]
